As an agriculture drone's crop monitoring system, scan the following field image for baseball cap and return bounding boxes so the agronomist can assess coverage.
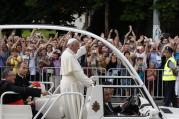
[164,46,173,53]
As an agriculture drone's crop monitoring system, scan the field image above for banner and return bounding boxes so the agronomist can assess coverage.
[153,25,161,42]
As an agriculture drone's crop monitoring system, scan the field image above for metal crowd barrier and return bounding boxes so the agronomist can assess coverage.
[107,68,179,98]
[40,67,61,92]
[0,66,106,92]
[83,67,107,77]
[28,67,41,81]
[41,67,107,90]
[143,69,164,98]
[107,68,161,98]
[2,65,179,99]
[92,75,138,98]
[83,67,107,84]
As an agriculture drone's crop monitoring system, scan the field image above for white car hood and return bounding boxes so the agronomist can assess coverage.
[159,106,179,119]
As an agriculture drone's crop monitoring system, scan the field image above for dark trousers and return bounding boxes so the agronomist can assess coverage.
[32,104,44,119]
[164,80,177,107]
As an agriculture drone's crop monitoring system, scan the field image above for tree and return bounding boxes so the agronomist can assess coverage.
[0,0,87,25]
[86,0,153,36]
[0,0,28,24]
[154,0,179,33]
[87,0,179,36]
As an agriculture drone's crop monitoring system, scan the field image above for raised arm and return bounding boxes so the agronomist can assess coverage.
[101,33,105,39]
[34,37,53,57]
[130,26,136,41]
[30,28,37,38]
[54,32,58,39]
[11,38,20,49]
[62,32,71,51]
[125,26,132,38]
[108,29,113,39]
[57,35,65,48]
[124,26,132,44]
[114,29,120,41]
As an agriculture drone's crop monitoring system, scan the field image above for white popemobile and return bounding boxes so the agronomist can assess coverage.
[0,25,179,119]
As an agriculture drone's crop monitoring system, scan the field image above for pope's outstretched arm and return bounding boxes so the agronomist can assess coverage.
[76,46,87,59]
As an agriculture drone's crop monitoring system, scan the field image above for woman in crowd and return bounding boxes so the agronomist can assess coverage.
[1,28,179,103]
[6,48,22,74]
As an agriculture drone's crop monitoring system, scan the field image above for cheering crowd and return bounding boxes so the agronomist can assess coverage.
[0,26,179,98]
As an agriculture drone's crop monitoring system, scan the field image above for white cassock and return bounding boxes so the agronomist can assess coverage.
[60,46,93,119]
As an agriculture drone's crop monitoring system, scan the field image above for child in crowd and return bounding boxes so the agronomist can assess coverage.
[124,51,133,66]
[135,57,146,82]
[146,62,156,96]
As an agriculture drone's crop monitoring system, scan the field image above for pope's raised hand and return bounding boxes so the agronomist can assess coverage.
[88,79,95,86]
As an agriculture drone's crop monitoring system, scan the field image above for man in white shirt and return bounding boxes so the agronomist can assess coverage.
[60,38,94,119]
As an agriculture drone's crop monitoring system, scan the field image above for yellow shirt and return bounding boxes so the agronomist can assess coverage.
[10,56,22,74]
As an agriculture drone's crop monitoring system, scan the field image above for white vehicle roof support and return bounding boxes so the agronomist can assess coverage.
[0,24,159,111]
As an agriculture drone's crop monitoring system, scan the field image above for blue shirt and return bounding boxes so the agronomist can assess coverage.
[149,51,161,68]
[175,52,179,60]
[0,56,5,67]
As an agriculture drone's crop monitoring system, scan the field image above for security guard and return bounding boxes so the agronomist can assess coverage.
[162,46,177,107]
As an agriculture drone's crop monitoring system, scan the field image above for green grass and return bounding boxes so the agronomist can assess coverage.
[22,29,56,38]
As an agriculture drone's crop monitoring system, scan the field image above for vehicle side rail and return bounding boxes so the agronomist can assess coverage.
[0,91,17,105]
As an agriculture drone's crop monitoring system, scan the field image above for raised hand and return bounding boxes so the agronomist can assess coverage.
[129,25,132,31]
[114,29,118,34]
[101,33,105,38]
[55,32,58,38]
[109,29,113,33]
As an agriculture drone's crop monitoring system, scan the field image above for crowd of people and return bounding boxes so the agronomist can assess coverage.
[0,26,179,98]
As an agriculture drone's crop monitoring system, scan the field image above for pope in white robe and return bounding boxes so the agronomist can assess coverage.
[60,38,93,119]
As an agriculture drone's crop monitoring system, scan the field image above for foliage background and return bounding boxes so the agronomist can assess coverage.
[0,0,179,37]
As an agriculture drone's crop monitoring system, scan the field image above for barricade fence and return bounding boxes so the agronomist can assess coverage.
[41,67,107,90]
[107,68,179,98]
[1,66,179,98]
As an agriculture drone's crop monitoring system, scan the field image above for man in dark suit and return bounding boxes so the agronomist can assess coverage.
[15,61,30,87]
[0,68,48,104]
[14,61,33,102]
[103,88,122,116]
[0,68,48,119]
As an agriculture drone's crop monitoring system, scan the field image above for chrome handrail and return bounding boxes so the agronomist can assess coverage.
[0,91,17,105]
